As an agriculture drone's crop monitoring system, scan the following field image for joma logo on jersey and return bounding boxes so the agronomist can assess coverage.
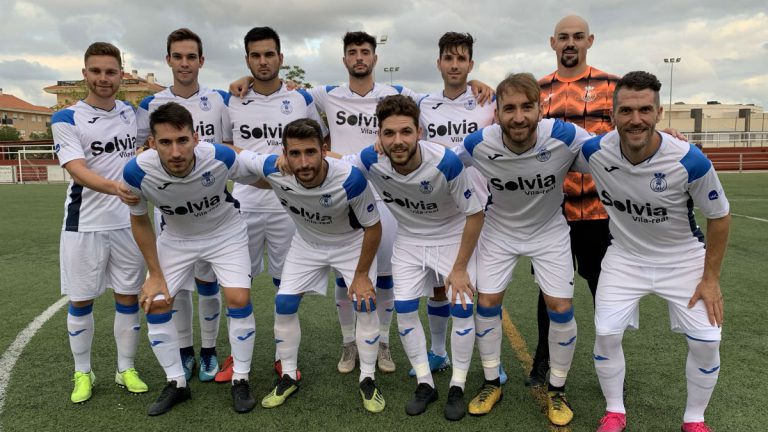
[381,191,437,211]
[159,195,221,216]
[489,174,556,194]
[600,190,668,216]
[280,199,332,223]
[195,121,215,138]
[239,123,283,141]
[427,120,478,142]
[90,134,136,156]
[336,111,378,130]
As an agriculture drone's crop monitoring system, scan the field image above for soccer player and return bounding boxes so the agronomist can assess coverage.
[123,102,257,415]
[52,41,148,404]
[136,27,229,383]
[580,71,730,432]
[527,15,619,387]
[414,32,499,381]
[234,118,385,412]
[348,94,484,420]
[458,73,593,425]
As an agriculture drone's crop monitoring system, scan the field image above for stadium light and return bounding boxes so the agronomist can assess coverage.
[384,66,400,86]
[663,57,682,128]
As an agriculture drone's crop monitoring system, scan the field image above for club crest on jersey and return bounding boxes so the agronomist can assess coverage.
[419,180,433,194]
[119,110,130,124]
[536,148,552,162]
[319,193,332,207]
[650,173,667,192]
[201,171,215,187]
[280,100,293,115]
[581,85,597,102]
[199,96,211,111]
[464,98,477,111]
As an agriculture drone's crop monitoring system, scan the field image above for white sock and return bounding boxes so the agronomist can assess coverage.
[375,276,394,344]
[449,303,475,390]
[356,308,380,382]
[427,298,450,357]
[475,304,502,381]
[335,280,356,343]
[68,303,94,373]
[684,336,721,423]
[227,303,255,379]
[548,307,577,388]
[274,295,301,380]
[196,280,221,349]
[147,311,184,383]
[395,299,433,387]
[173,289,193,349]
[594,333,626,414]
[114,302,140,372]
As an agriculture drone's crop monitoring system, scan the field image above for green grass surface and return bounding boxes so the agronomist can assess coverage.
[0,173,766,431]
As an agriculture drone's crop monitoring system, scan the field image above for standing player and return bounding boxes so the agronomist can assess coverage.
[459,73,593,426]
[52,42,148,404]
[581,72,730,432]
[527,15,619,386]
[123,102,257,415]
[136,28,229,383]
[348,95,484,420]
[235,119,385,412]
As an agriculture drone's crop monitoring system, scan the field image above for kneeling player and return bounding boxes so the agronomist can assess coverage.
[123,102,256,415]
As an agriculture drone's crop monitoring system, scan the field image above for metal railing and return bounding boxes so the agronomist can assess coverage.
[686,131,768,148]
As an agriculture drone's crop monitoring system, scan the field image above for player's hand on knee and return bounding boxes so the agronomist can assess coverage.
[349,274,376,312]
[117,182,139,206]
[446,269,475,310]
[140,275,171,314]
[688,279,724,327]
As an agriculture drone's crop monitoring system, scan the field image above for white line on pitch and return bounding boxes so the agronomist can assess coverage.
[732,212,768,223]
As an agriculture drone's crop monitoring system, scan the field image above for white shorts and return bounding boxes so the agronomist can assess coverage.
[595,248,721,341]
[242,211,296,280]
[153,208,215,282]
[376,202,395,276]
[476,226,574,298]
[391,239,476,303]
[60,228,145,301]
[158,229,252,297]
[279,234,377,297]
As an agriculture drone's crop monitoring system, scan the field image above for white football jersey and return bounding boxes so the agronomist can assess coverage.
[309,83,420,155]
[53,100,138,232]
[581,131,730,264]
[136,86,231,146]
[348,141,482,246]
[418,87,495,146]
[458,119,592,242]
[123,142,245,240]
[234,153,379,245]
[227,83,327,212]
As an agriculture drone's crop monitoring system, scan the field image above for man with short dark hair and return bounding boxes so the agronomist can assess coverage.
[581,71,730,432]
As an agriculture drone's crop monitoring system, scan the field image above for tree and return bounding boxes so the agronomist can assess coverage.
[280,65,312,89]
[0,126,21,141]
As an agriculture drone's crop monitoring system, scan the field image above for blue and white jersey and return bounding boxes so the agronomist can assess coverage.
[123,142,245,241]
[136,86,231,146]
[234,153,379,245]
[53,100,138,232]
[581,131,730,264]
[418,86,495,146]
[458,119,592,242]
[227,83,327,213]
[309,83,420,155]
[348,140,482,246]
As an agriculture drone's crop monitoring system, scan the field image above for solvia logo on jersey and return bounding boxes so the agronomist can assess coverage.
[195,121,216,140]
[240,123,284,146]
[489,174,556,196]
[381,190,438,214]
[600,190,669,223]
[335,111,378,135]
[426,120,479,143]
[90,134,136,157]
[159,195,221,217]
[279,198,332,224]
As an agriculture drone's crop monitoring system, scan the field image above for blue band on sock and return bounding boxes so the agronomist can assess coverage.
[275,295,301,315]
[68,303,93,317]
[477,304,502,318]
[115,302,139,314]
[196,280,219,296]
[394,299,420,314]
[427,303,450,317]
[686,334,718,343]
[227,302,253,319]
[146,311,173,324]
[358,298,377,312]
[547,306,574,323]
[451,303,474,318]
[272,277,281,288]
[335,277,347,288]
[376,275,393,289]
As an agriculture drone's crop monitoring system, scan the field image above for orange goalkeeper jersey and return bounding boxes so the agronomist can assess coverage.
[539,66,619,221]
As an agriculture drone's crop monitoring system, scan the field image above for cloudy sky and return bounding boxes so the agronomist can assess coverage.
[1,0,766,110]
